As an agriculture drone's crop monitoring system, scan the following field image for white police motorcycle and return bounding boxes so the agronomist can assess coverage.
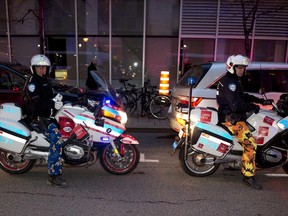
[172,77,288,177]
[0,71,140,175]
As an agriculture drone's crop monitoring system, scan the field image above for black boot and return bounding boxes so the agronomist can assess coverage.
[243,176,262,190]
[47,175,69,188]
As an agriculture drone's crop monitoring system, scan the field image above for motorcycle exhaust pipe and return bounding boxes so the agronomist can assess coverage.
[23,149,49,160]
[214,154,241,164]
[6,153,22,162]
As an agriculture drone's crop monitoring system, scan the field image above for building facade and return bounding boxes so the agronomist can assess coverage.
[0,0,287,89]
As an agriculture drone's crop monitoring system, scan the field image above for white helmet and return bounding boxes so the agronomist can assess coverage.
[226,54,249,74]
[30,54,51,74]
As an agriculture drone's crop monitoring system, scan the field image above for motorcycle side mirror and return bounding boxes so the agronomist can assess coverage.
[259,87,266,95]
[188,76,197,86]
[259,87,270,100]
[94,100,103,117]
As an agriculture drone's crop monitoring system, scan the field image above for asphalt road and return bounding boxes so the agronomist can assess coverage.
[0,131,288,216]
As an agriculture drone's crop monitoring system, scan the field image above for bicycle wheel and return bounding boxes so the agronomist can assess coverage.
[120,94,137,116]
[149,95,171,119]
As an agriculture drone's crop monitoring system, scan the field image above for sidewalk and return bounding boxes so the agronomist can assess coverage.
[125,115,171,130]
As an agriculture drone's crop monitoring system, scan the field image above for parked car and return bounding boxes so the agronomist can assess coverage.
[0,62,84,106]
[169,61,288,132]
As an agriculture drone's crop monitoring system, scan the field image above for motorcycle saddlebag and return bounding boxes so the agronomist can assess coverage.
[0,119,30,154]
[191,122,233,157]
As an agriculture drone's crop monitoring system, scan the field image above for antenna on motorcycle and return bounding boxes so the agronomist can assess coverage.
[185,76,197,160]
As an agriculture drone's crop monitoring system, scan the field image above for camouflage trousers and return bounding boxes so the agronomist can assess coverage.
[222,121,257,177]
[47,123,64,176]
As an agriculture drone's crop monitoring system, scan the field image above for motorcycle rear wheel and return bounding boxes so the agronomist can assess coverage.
[179,145,219,177]
[0,151,35,174]
[100,143,140,175]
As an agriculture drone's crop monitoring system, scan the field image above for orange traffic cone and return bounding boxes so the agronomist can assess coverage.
[159,71,169,96]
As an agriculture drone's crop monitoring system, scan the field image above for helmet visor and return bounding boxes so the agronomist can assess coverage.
[234,65,247,69]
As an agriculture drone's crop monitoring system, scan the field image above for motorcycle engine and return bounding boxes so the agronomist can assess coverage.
[263,148,282,163]
[64,144,85,160]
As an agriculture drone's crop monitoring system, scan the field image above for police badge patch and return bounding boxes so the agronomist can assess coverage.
[229,83,236,92]
[28,83,36,92]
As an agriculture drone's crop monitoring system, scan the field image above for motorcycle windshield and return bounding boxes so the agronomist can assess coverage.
[88,70,123,108]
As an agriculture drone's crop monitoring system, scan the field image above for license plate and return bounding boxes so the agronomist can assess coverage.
[172,140,178,150]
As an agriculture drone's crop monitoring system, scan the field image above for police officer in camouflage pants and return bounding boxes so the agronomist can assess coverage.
[25,54,68,188]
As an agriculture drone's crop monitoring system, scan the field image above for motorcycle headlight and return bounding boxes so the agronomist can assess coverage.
[102,105,127,125]
[102,109,115,119]
[119,110,128,125]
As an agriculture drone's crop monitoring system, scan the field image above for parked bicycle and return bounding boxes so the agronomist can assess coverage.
[117,79,139,116]
[117,79,171,119]
[149,94,171,119]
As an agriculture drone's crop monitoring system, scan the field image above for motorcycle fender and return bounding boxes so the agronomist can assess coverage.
[119,134,139,145]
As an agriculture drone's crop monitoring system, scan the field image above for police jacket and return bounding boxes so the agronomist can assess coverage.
[216,72,261,123]
[25,74,54,118]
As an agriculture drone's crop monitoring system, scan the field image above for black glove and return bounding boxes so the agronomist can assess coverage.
[263,99,274,105]
[259,98,273,106]
[253,104,260,114]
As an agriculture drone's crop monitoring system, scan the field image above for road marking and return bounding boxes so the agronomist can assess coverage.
[140,153,159,163]
[265,174,288,177]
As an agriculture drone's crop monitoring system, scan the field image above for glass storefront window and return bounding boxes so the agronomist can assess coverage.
[181,38,214,66]
[253,40,286,62]
[77,0,109,35]
[78,36,110,85]
[0,38,9,62]
[112,0,144,35]
[0,1,6,35]
[45,36,77,85]
[146,0,179,36]
[9,0,39,35]
[111,37,143,87]
[145,37,178,88]
[216,38,246,62]
[1,0,287,91]
[11,37,39,65]
[44,1,75,35]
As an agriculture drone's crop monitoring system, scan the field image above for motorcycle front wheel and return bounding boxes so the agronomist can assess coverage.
[100,143,140,175]
[179,145,219,177]
[0,151,35,174]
